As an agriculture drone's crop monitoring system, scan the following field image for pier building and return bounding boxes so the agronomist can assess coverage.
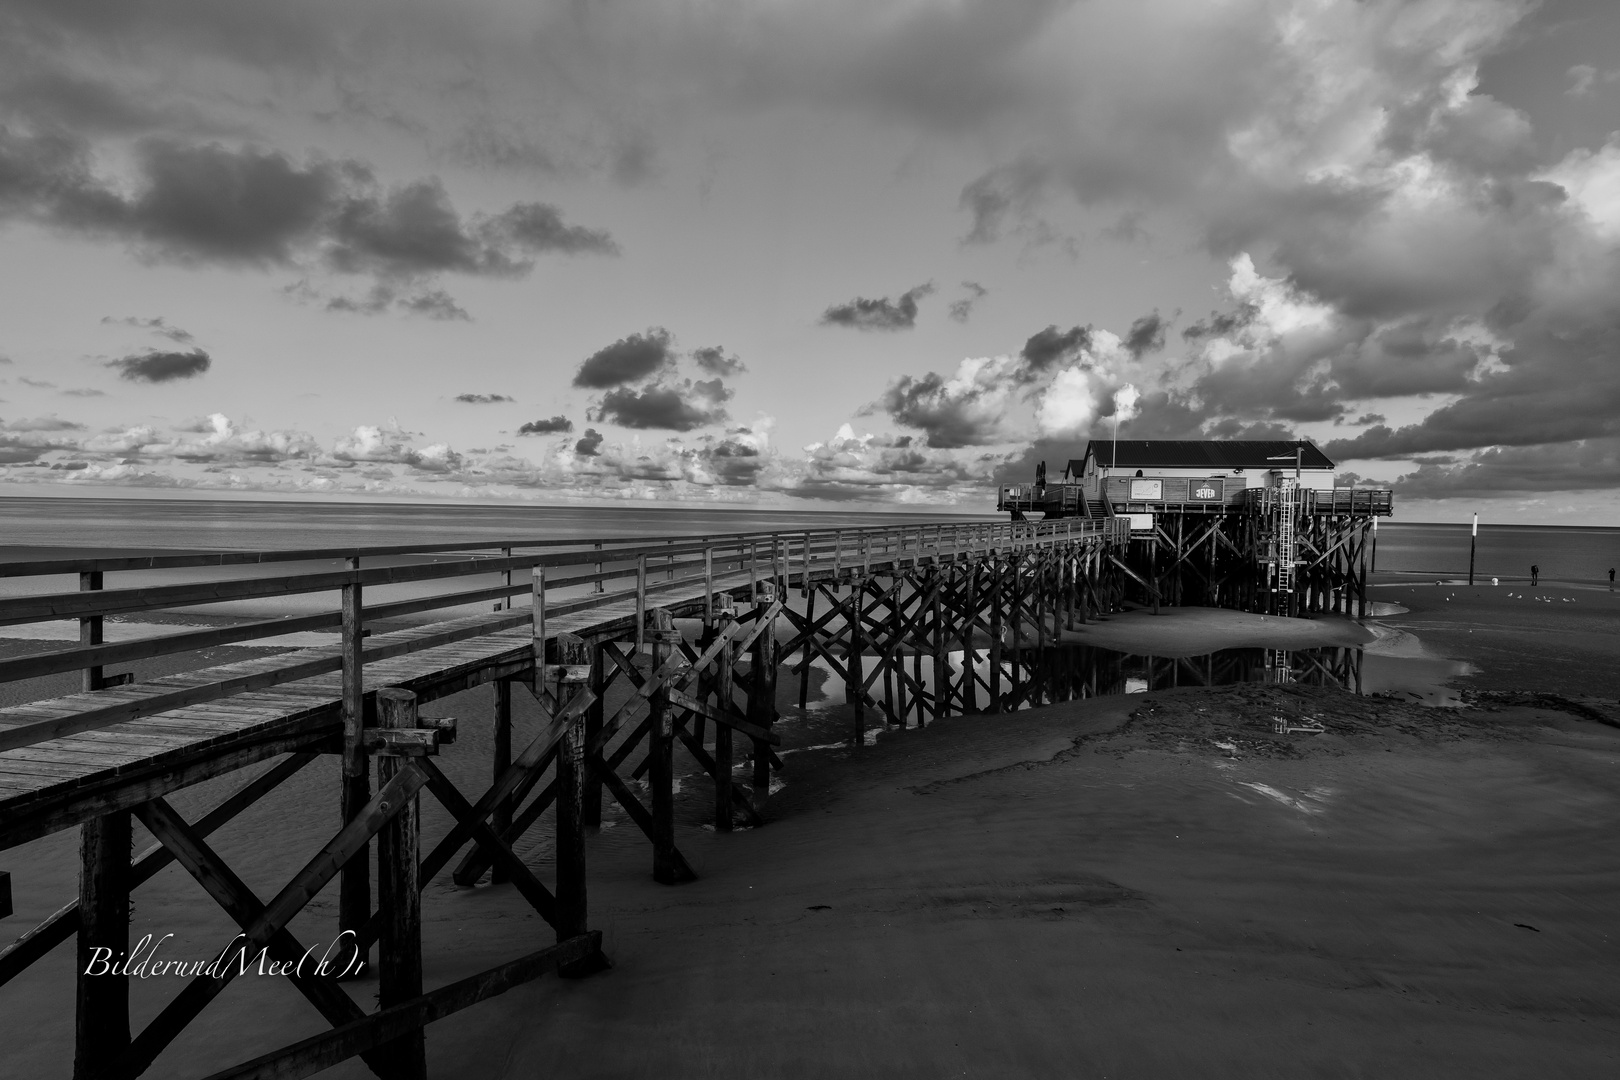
[998,439,1394,617]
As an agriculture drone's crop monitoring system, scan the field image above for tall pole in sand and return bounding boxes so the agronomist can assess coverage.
[1469,513,1477,586]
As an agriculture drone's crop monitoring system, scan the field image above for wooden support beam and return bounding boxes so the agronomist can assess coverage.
[116,763,430,1079]
[490,678,512,885]
[75,809,130,1080]
[375,688,427,1080]
[645,609,689,884]
[711,606,736,828]
[550,637,590,951]
[337,562,369,979]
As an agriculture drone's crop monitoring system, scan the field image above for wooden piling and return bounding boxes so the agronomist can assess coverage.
[712,605,736,828]
[337,559,369,976]
[551,634,590,945]
[74,811,130,1080]
[375,688,426,1080]
[491,678,512,885]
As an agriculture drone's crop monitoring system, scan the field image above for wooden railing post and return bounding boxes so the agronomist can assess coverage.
[74,809,130,1080]
[593,540,604,594]
[531,566,547,703]
[338,557,369,976]
[501,546,513,609]
[801,531,811,596]
[78,571,103,693]
[833,530,843,584]
[848,577,865,745]
[375,687,425,1080]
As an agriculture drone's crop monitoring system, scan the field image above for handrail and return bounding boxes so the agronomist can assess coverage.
[0,516,1128,755]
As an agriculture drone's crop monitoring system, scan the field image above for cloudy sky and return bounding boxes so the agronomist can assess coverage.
[3,0,1620,521]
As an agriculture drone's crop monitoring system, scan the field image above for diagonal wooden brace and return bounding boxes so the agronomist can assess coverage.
[116,762,431,1079]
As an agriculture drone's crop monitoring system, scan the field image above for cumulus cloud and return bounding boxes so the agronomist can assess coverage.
[109,348,211,382]
[517,415,574,435]
[332,423,462,472]
[819,282,935,331]
[692,346,746,377]
[589,378,733,431]
[948,281,989,322]
[573,329,674,388]
[455,393,514,404]
[574,428,604,456]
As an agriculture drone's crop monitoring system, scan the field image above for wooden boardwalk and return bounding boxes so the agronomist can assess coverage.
[0,518,1126,1079]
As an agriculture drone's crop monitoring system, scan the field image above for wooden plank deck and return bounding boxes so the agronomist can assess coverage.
[0,567,767,850]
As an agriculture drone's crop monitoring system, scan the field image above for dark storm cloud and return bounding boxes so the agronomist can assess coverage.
[589,378,732,432]
[948,281,989,323]
[454,393,513,404]
[100,315,194,343]
[1393,439,1620,498]
[1020,324,1092,373]
[692,346,746,377]
[0,130,617,280]
[1123,310,1168,359]
[573,329,674,389]
[108,348,211,382]
[517,415,574,435]
[819,283,935,331]
[574,428,604,456]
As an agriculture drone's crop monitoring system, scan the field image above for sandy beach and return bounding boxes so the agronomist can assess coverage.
[2,586,1618,1078]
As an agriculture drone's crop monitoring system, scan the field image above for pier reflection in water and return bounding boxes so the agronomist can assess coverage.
[788,642,1366,747]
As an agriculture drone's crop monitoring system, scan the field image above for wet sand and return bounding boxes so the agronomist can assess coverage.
[3,599,1619,1077]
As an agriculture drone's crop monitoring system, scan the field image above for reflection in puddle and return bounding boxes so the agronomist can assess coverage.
[780,630,1477,754]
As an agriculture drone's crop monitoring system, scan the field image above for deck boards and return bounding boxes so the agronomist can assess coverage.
[0,567,765,848]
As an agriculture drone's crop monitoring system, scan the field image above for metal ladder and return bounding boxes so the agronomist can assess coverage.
[1273,478,1298,595]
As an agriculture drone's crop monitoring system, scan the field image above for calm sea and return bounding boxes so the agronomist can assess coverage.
[0,495,976,557]
[2,496,1616,582]
[1371,521,1620,582]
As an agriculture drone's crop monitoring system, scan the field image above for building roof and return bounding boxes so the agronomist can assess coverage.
[1075,440,1335,471]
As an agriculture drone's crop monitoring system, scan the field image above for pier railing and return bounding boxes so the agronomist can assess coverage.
[0,516,1125,754]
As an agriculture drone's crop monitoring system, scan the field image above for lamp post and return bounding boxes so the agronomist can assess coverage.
[1468,513,1477,586]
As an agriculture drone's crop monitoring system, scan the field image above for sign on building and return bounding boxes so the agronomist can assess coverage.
[1128,478,1163,500]
[1125,513,1155,533]
[1191,478,1224,501]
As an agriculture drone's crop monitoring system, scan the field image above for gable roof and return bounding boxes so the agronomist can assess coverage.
[1076,440,1335,471]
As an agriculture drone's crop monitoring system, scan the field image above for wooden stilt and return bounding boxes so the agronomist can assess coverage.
[548,634,595,971]
[74,811,130,1080]
[583,644,605,829]
[748,586,776,811]
[337,562,369,977]
[375,688,425,1080]
[714,606,735,829]
[491,678,512,885]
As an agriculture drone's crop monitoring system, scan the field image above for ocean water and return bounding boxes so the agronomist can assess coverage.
[1372,521,1620,582]
[0,495,972,556]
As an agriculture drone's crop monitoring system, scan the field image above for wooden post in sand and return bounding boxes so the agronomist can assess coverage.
[75,811,131,1080]
[375,688,426,1080]
[551,633,591,943]
[714,600,736,828]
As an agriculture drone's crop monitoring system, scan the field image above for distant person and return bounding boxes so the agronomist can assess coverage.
[1531,564,1539,587]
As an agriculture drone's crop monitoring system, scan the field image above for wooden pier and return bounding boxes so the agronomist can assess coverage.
[0,517,1128,1079]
